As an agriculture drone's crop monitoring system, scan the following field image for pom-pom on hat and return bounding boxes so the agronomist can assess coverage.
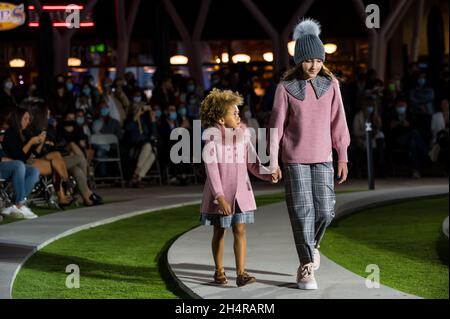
[293,18,325,64]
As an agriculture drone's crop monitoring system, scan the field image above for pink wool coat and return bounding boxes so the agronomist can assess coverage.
[200,124,272,215]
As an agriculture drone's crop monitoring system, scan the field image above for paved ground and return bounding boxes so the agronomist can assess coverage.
[0,178,447,299]
[168,184,448,299]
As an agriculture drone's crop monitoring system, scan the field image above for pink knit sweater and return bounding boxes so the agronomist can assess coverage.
[269,77,350,167]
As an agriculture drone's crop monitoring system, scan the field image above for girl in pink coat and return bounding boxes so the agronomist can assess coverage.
[269,19,351,290]
[200,88,278,287]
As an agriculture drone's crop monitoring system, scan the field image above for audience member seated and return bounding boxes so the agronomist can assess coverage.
[31,106,102,206]
[123,103,159,187]
[92,102,123,177]
[352,97,386,177]
[0,143,40,219]
[2,107,73,205]
[386,97,430,178]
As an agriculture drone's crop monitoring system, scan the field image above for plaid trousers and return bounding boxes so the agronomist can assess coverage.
[283,162,336,265]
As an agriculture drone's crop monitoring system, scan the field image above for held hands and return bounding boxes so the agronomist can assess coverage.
[336,162,348,185]
[217,196,232,215]
[271,167,282,183]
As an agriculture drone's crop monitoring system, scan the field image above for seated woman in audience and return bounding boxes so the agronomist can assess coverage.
[0,116,40,219]
[59,111,90,157]
[2,107,73,205]
[123,103,159,187]
[31,106,103,206]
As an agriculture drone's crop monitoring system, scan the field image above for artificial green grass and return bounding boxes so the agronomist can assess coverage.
[320,195,449,299]
[12,192,288,299]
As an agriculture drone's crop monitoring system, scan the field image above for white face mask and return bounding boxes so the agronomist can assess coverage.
[244,111,252,119]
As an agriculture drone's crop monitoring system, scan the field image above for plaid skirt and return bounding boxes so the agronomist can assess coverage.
[200,202,254,228]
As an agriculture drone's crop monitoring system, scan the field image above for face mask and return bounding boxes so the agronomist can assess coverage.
[244,111,252,119]
[417,78,426,86]
[178,107,187,117]
[82,88,91,96]
[66,82,73,91]
[133,96,142,103]
[169,111,177,121]
[64,120,76,126]
[366,106,374,114]
[76,117,85,125]
[100,108,110,117]
[155,110,162,118]
[186,84,195,92]
[396,106,407,114]
[4,81,13,89]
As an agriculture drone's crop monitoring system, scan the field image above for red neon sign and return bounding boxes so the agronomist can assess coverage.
[27,4,94,28]
[28,22,94,27]
[28,5,84,10]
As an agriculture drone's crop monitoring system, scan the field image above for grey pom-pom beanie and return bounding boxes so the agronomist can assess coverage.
[293,18,325,64]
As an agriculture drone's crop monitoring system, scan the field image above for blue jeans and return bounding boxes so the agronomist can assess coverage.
[0,160,40,205]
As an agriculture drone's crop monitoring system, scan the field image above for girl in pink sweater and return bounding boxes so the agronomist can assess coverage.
[200,88,278,287]
[269,18,350,290]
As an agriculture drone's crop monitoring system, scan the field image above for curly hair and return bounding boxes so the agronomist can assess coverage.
[200,88,243,128]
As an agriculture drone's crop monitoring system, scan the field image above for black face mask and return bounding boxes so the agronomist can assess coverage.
[64,120,76,128]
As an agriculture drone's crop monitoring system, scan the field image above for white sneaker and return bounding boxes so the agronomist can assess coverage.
[1,205,14,216]
[297,263,318,290]
[1,205,25,219]
[17,206,38,219]
[313,248,320,270]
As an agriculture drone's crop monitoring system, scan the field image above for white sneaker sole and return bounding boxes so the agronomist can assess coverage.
[23,213,38,219]
[297,281,318,290]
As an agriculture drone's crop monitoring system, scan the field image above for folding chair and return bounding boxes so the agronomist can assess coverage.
[27,175,60,209]
[90,134,125,188]
[0,178,13,210]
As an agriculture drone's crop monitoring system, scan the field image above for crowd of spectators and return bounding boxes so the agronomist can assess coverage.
[0,61,448,212]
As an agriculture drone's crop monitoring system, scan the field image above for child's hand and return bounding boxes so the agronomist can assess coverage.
[271,167,282,183]
[217,196,232,215]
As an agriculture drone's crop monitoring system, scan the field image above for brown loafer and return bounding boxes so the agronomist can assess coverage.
[214,270,228,285]
[236,272,256,287]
